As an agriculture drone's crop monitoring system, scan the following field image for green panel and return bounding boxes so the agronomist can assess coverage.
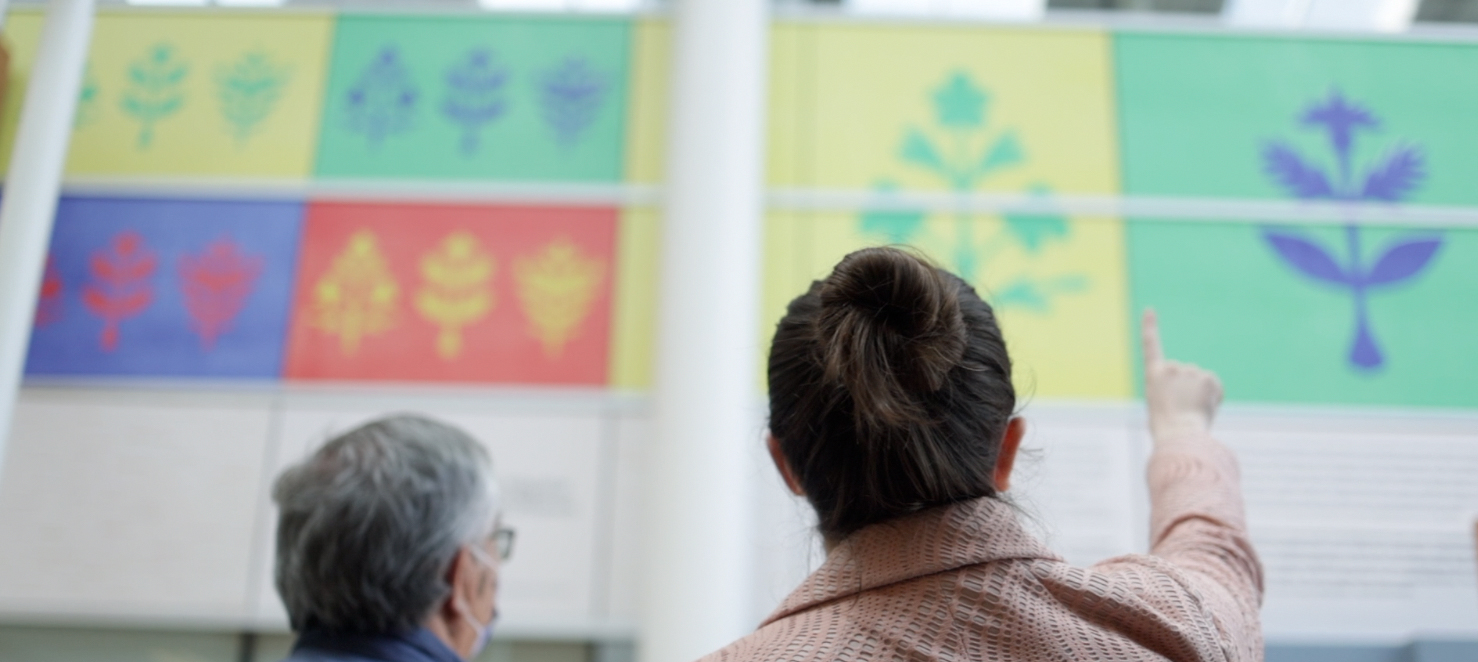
[1128,220,1478,408]
[0,625,239,662]
[1117,33,1478,407]
[1116,33,1478,204]
[314,15,630,181]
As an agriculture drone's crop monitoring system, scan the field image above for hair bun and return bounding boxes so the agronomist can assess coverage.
[816,247,968,430]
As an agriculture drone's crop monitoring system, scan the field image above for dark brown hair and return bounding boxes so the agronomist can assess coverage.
[767,247,1015,539]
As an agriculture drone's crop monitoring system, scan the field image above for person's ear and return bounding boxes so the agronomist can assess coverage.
[446,547,482,617]
[428,547,481,658]
[994,417,1026,493]
[767,434,804,496]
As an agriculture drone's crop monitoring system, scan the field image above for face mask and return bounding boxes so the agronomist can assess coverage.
[458,545,498,660]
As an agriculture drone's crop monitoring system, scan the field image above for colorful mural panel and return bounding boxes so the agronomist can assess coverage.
[24,196,304,378]
[1,11,334,177]
[313,16,630,181]
[283,202,616,385]
[1117,34,1478,406]
[763,25,1132,398]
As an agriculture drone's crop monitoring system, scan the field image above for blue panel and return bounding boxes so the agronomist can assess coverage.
[24,196,304,379]
[1411,640,1478,662]
[1266,644,1408,662]
[1267,640,1478,662]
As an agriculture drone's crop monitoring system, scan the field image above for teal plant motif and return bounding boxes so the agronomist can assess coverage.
[858,71,1082,311]
[216,51,291,145]
[74,64,99,129]
[120,44,188,148]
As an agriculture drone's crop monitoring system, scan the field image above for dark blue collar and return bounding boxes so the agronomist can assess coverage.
[292,627,464,662]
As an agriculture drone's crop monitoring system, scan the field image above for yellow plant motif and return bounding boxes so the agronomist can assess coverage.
[416,231,495,359]
[313,230,399,356]
[514,237,605,357]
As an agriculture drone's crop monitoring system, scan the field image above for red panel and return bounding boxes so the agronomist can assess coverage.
[284,201,615,385]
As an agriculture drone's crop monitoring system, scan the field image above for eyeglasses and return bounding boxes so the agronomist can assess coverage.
[491,526,515,561]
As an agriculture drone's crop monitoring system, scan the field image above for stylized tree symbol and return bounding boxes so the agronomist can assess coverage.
[34,256,64,328]
[74,64,99,130]
[514,237,604,357]
[216,51,291,146]
[345,46,418,148]
[82,232,157,351]
[442,49,509,157]
[312,230,400,356]
[538,57,607,147]
[416,231,495,359]
[120,43,188,148]
[858,71,1082,311]
[179,238,264,350]
[1260,89,1440,370]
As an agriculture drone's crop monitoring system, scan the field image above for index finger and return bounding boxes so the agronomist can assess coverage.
[1141,308,1164,368]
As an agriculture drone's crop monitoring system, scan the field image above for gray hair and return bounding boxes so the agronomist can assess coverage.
[272,414,498,634]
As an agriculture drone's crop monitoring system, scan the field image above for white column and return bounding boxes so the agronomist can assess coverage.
[641,0,768,661]
[0,0,95,479]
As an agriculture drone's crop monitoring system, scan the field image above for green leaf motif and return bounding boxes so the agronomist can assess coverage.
[74,64,99,130]
[216,51,292,145]
[992,275,1087,312]
[120,43,189,149]
[899,128,945,173]
[978,131,1023,175]
[1004,213,1068,252]
[933,71,987,129]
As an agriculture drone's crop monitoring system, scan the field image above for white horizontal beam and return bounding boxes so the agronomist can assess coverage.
[47,179,1478,228]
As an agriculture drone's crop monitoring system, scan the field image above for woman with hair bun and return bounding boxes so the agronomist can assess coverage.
[702,247,1262,662]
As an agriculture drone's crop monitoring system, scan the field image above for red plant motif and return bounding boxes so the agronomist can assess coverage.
[33,256,64,328]
[82,231,156,351]
[179,238,263,349]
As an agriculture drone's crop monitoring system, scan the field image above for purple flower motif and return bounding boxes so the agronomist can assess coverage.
[345,46,418,147]
[538,57,608,146]
[1301,89,1378,182]
[1258,89,1440,370]
[442,49,509,156]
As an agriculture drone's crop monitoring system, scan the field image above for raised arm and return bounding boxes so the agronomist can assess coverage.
[1141,310,1264,653]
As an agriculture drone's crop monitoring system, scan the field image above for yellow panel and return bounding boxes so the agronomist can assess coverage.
[608,207,659,390]
[766,23,812,188]
[0,11,46,169]
[803,25,1120,193]
[762,24,1131,398]
[4,10,333,178]
[623,19,668,184]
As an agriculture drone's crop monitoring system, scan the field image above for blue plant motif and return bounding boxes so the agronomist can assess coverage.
[538,57,607,146]
[1260,89,1442,371]
[858,71,1079,311]
[441,49,509,156]
[345,46,418,147]
[120,43,188,149]
[216,51,291,145]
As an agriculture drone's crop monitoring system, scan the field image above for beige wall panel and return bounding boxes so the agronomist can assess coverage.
[0,389,274,624]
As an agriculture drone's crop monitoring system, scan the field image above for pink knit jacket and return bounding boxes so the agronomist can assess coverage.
[701,434,1264,662]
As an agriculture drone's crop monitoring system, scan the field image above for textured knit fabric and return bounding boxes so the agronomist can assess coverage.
[278,628,465,662]
[700,432,1264,662]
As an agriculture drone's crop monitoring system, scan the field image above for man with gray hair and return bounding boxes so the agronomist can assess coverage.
[272,414,513,662]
